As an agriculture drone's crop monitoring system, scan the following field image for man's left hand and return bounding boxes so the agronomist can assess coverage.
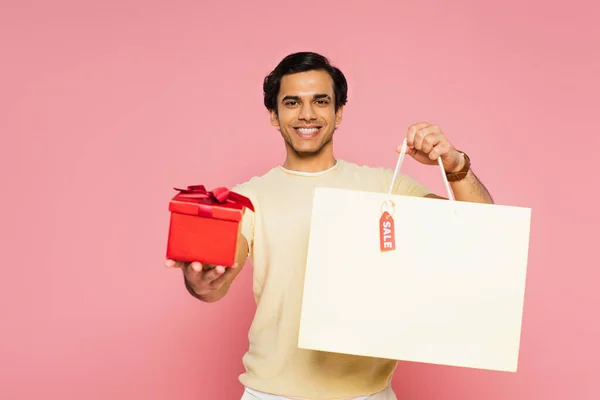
[397,122,465,173]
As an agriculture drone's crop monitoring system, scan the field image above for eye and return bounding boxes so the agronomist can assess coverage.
[285,101,298,107]
[315,100,329,106]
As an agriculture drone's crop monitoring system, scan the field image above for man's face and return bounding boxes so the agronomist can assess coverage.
[270,70,343,156]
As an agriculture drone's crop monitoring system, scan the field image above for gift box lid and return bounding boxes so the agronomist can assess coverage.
[168,185,255,222]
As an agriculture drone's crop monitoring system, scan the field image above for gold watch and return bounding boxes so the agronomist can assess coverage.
[446,151,471,182]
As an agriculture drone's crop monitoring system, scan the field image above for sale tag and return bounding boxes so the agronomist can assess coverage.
[379,211,396,252]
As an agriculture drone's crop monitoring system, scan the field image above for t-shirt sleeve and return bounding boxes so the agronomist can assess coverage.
[231,181,256,258]
[394,173,432,197]
[383,168,432,197]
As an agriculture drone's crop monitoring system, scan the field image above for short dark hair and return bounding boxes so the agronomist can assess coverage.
[263,51,348,113]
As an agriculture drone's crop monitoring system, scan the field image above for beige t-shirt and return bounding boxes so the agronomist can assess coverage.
[232,159,431,400]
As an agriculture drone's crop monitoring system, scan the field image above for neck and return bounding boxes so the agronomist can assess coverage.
[282,155,337,173]
[282,142,337,173]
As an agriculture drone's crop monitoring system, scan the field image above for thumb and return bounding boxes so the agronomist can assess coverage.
[403,146,418,158]
[396,143,416,154]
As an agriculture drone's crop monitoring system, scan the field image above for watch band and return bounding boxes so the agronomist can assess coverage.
[445,151,471,182]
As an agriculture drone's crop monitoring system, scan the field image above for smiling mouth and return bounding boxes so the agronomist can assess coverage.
[294,126,322,138]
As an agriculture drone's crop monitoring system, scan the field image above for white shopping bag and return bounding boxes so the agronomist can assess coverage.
[298,140,532,372]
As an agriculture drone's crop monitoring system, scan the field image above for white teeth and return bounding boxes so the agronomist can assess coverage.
[297,128,319,135]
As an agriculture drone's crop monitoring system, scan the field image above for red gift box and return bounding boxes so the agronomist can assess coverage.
[166,184,255,267]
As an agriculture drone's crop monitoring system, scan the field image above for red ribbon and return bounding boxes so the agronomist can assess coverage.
[173,184,255,212]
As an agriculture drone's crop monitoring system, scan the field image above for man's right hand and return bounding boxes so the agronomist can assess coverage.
[165,259,239,302]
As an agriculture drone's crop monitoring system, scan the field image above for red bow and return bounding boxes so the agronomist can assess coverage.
[173,185,254,212]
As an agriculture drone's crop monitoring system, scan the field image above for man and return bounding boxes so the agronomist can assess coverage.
[166,52,494,400]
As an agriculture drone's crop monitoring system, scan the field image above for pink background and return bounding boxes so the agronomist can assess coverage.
[1,0,598,399]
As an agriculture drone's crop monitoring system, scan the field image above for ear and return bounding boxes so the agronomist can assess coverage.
[270,110,280,127]
[334,106,344,127]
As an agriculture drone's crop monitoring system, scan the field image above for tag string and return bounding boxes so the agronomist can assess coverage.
[388,138,455,201]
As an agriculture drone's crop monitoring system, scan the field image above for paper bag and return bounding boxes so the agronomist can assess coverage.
[298,141,532,372]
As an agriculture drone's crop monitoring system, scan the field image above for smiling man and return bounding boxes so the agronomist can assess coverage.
[267,66,343,171]
[167,52,494,400]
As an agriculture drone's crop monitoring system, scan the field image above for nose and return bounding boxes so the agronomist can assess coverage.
[298,102,317,121]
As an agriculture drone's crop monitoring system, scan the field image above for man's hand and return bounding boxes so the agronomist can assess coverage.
[165,259,240,302]
[397,121,495,204]
[398,122,465,173]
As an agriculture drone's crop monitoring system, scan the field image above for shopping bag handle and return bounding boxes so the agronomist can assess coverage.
[388,138,455,201]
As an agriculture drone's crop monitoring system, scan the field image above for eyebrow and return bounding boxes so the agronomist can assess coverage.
[281,94,332,102]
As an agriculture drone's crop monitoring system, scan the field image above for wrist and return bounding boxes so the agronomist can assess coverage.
[449,151,465,172]
[445,151,471,182]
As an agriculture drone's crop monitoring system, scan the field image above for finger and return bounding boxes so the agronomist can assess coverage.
[201,265,226,283]
[428,141,451,161]
[414,125,441,151]
[209,263,239,289]
[183,261,203,281]
[202,263,217,272]
[165,259,187,269]
[420,131,443,154]
[402,145,418,158]
[406,122,430,148]
[190,261,203,273]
